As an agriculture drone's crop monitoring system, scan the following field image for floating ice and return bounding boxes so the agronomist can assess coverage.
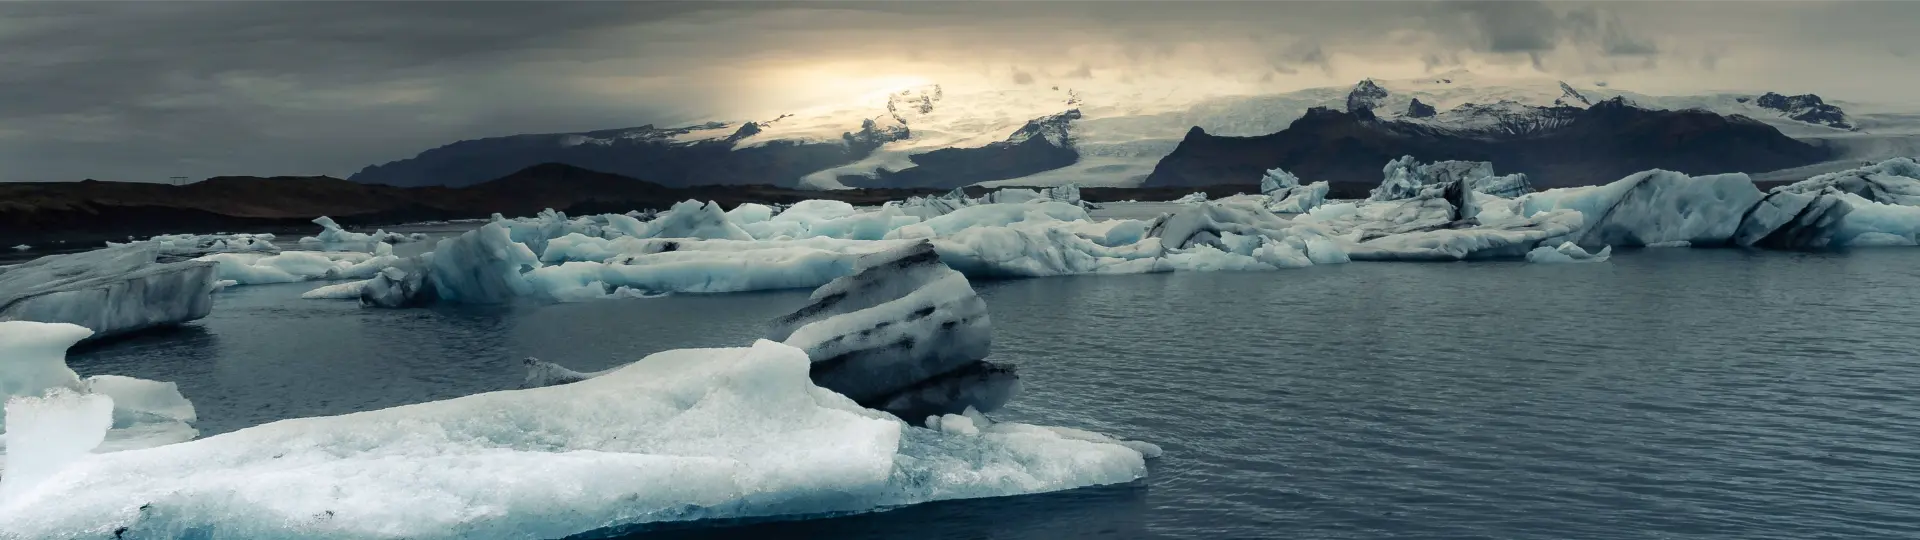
[1371,156,1533,202]
[0,321,88,400]
[0,245,216,340]
[767,241,1009,420]
[0,340,1152,539]
[1171,191,1210,204]
[1526,241,1613,263]
[6,246,24,252]
[299,217,420,248]
[196,251,400,285]
[0,321,199,476]
[1775,157,1920,206]
[426,223,540,304]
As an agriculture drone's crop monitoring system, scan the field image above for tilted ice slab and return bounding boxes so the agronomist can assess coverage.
[766,241,1012,421]
[0,245,217,340]
[0,321,199,475]
[0,340,1152,539]
[528,240,1015,421]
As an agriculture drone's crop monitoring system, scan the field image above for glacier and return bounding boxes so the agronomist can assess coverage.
[0,245,217,340]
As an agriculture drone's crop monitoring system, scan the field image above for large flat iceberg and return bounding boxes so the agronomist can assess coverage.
[0,245,217,340]
[0,338,1151,539]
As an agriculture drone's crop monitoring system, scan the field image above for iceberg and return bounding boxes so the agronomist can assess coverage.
[636,200,754,241]
[1506,170,1766,248]
[1171,191,1210,204]
[766,241,1009,420]
[0,245,216,340]
[1371,156,1533,202]
[0,321,199,476]
[1774,157,1920,206]
[299,217,422,248]
[0,338,1151,539]
[426,223,540,304]
[1526,241,1613,263]
[196,251,400,286]
[1255,167,1329,214]
[528,240,1015,420]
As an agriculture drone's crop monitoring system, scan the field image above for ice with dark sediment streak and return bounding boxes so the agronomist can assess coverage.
[528,240,1016,422]
[0,245,216,341]
[765,240,1009,421]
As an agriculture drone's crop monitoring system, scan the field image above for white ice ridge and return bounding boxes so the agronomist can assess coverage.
[0,340,1153,539]
[0,321,199,477]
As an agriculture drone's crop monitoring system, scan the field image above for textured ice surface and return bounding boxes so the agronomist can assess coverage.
[1371,156,1533,202]
[1508,170,1766,248]
[1526,241,1613,263]
[768,241,1004,420]
[0,245,217,340]
[0,321,199,475]
[0,340,1151,540]
[1775,157,1920,206]
[197,251,399,286]
[426,223,540,304]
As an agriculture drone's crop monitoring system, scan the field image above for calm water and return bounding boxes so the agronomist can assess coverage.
[69,248,1920,539]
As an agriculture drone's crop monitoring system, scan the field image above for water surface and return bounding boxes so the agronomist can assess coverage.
[70,248,1920,539]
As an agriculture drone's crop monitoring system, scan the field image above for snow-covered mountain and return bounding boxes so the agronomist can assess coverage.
[350,70,1920,190]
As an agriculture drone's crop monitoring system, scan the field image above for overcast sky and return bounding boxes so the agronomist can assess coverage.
[2,1,1915,182]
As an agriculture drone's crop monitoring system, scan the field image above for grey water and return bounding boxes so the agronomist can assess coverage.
[69,248,1920,539]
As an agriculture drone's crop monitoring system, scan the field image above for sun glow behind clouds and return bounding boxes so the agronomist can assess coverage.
[737,63,939,117]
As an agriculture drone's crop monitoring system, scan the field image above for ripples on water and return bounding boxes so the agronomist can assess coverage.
[69,249,1920,539]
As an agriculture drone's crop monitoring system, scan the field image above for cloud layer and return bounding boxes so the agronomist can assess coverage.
[1,1,1914,182]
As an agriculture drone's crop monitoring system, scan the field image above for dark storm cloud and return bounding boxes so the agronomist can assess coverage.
[1442,1,1564,53]
[1,1,1914,182]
